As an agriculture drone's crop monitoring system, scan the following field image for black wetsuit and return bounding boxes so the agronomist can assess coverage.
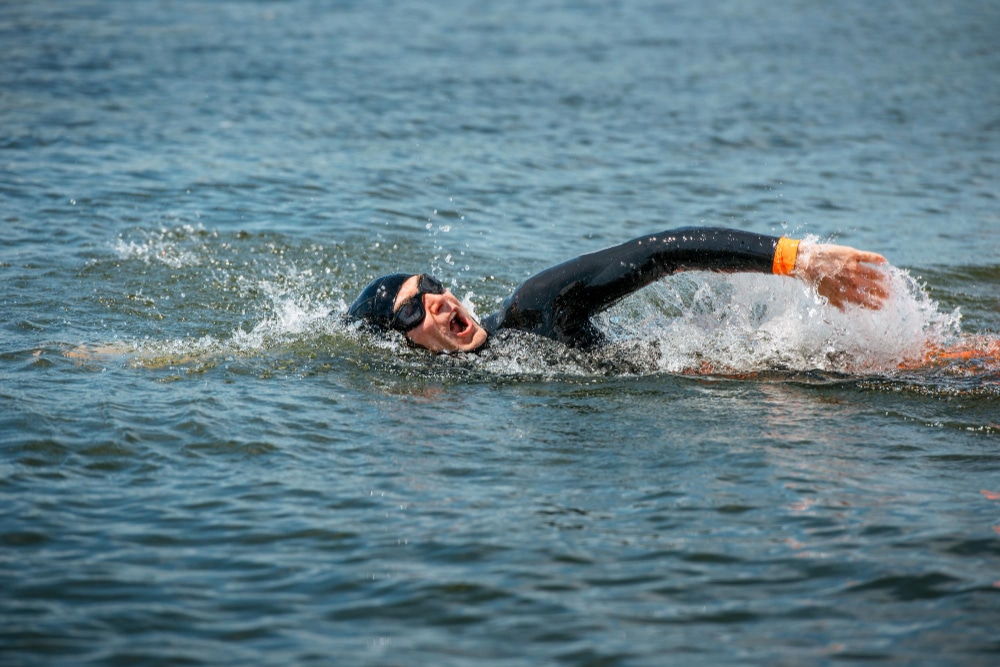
[479,227,781,349]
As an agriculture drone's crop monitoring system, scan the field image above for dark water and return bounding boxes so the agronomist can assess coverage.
[2,1,999,665]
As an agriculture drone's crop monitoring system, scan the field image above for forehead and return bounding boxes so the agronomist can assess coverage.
[392,275,422,312]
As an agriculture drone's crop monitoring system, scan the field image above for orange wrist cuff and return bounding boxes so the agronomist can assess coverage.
[772,237,800,276]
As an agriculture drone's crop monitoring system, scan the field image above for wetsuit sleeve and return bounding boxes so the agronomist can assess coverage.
[488,227,788,346]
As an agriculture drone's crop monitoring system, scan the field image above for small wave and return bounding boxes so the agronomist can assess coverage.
[125,280,344,370]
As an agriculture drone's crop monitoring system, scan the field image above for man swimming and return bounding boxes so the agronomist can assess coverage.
[347,227,889,353]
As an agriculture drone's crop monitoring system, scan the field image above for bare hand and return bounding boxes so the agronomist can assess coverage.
[793,241,889,310]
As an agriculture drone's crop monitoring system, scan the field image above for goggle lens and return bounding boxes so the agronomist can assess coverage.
[391,275,444,332]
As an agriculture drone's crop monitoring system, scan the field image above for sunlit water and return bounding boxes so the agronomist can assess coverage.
[2,1,999,665]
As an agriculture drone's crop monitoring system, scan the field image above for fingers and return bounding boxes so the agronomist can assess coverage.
[849,273,889,309]
[855,266,890,301]
[837,248,890,309]
[814,263,890,311]
[851,250,888,265]
[849,282,887,310]
[793,241,892,310]
[819,244,886,264]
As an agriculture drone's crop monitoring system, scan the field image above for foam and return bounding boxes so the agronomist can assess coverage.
[598,265,961,375]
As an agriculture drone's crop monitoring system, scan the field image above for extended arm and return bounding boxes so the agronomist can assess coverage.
[526,226,778,314]
[490,227,780,345]
[486,227,887,347]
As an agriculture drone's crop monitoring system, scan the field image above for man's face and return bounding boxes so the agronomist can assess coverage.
[393,275,487,352]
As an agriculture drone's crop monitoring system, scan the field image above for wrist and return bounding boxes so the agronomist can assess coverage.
[772,237,801,275]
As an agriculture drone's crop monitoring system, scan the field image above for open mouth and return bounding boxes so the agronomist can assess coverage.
[450,312,471,337]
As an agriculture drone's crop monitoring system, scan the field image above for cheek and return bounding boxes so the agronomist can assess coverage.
[421,316,443,336]
[407,318,446,350]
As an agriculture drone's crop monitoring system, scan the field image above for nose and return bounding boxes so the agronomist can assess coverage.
[423,291,450,316]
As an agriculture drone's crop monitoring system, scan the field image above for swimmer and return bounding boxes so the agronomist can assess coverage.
[348,227,889,353]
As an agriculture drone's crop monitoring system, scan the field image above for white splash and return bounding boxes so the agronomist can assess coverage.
[599,265,961,375]
[113,225,207,268]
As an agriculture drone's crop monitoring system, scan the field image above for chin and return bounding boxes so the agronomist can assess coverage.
[458,331,487,352]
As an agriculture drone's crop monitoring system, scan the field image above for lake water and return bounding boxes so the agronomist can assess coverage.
[2,1,999,665]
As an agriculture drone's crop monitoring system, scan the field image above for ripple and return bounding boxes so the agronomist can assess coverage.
[843,572,963,601]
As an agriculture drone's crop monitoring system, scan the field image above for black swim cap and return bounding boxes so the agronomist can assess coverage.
[346,273,413,331]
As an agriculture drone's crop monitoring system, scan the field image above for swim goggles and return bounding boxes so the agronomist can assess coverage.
[390,274,446,332]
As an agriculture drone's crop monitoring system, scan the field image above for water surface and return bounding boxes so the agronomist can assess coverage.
[2,1,999,665]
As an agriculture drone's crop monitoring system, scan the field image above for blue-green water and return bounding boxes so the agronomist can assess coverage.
[2,1,999,665]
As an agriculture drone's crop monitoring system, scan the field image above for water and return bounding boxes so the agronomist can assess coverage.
[2,1,999,665]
